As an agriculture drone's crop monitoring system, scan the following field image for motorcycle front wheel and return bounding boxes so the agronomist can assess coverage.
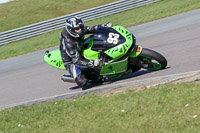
[138,48,167,70]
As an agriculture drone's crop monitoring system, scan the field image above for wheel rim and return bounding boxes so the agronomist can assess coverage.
[140,56,162,70]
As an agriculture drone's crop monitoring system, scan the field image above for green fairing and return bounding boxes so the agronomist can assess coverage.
[44,49,65,70]
[100,58,128,75]
[129,45,143,58]
[107,69,132,79]
[104,26,133,62]
[98,25,133,75]
[82,38,99,60]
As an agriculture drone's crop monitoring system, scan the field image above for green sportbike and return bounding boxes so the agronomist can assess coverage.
[44,25,167,86]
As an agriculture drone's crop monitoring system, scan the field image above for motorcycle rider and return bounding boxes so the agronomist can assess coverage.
[60,16,112,88]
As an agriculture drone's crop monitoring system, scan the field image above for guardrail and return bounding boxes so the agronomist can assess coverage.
[0,0,161,46]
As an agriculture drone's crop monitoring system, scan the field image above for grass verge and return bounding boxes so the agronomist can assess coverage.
[0,0,200,60]
[0,0,118,32]
[0,82,200,133]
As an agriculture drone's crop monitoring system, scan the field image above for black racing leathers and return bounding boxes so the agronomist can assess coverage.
[59,24,105,87]
[59,25,101,67]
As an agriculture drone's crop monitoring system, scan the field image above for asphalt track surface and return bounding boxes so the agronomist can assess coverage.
[0,9,200,108]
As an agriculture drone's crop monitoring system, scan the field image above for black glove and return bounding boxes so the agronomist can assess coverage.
[106,22,113,27]
[101,22,113,28]
[88,59,100,68]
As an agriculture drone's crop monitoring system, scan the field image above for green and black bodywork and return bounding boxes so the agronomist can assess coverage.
[44,25,167,82]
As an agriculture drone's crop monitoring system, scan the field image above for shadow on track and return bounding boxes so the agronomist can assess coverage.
[69,69,158,90]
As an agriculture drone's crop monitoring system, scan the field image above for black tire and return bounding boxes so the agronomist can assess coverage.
[139,48,167,70]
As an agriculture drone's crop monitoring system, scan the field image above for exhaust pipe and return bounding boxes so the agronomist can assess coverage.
[61,75,75,83]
